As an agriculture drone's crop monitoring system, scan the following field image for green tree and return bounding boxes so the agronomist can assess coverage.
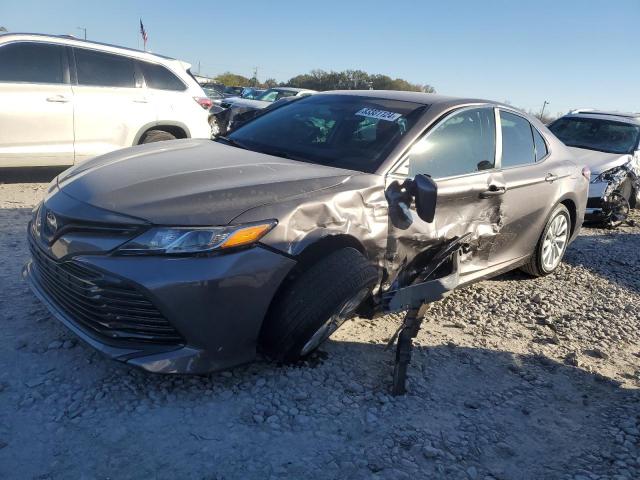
[0,27,7,33]
[213,72,252,87]
[262,78,278,88]
[285,69,434,93]
[213,69,436,93]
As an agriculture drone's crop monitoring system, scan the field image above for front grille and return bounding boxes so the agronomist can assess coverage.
[587,197,603,209]
[29,236,182,345]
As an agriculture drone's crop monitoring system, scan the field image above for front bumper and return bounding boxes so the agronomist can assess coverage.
[24,244,295,374]
[584,181,608,219]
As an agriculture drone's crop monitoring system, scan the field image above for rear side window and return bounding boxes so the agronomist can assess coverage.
[139,62,185,91]
[0,42,64,84]
[533,128,548,161]
[75,48,136,87]
[500,111,535,168]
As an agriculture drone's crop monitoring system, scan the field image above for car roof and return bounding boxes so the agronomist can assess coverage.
[0,32,180,63]
[272,87,315,93]
[564,109,640,125]
[315,89,505,108]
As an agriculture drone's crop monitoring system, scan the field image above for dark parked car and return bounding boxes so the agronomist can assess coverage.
[223,85,245,97]
[24,91,588,374]
[210,87,315,136]
[201,83,226,101]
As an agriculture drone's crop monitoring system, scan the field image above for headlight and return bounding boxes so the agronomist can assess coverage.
[592,166,627,184]
[118,220,277,255]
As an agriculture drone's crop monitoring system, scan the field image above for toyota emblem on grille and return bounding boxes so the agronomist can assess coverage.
[45,210,58,234]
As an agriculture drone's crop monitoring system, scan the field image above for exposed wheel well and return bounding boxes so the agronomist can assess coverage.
[138,125,188,144]
[560,199,577,236]
[291,235,367,274]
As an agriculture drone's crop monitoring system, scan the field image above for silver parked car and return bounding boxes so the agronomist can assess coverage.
[548,110,640,226]
[24,92,588,375]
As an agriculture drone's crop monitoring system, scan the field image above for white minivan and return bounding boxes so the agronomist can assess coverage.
[0,33,212,167]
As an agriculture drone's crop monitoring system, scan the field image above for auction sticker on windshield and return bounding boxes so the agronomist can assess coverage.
[355,108,402,122]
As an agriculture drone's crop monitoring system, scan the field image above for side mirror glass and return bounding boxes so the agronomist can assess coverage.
[413,174,437,223]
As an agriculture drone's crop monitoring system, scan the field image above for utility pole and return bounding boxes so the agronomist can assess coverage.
[77,27,87,40]
[539,100,549,120]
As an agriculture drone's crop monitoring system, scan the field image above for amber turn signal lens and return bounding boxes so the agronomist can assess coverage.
[219,223,275,249]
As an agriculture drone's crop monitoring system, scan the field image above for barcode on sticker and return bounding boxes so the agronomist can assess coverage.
[355,108,402,122]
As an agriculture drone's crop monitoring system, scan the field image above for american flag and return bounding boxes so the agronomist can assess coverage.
[139,19,148,49]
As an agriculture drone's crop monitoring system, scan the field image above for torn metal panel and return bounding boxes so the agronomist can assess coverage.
[383,236,470,312]
[383,170,506,292]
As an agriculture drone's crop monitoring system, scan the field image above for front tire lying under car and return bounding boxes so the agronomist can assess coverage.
[260,247,378,363]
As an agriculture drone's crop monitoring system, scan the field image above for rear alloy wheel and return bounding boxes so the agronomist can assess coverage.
[260,248,378,363]
[541,213,569,271]
[521,204,571,277]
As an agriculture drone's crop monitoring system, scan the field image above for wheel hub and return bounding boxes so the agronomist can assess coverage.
[541,214,568,272]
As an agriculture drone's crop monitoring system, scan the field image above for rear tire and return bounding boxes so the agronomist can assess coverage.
[521,203,571,277]
[140,130,176,144]
[260,248,378,363]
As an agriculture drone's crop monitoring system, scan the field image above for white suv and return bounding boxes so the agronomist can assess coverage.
[0,33,212,167]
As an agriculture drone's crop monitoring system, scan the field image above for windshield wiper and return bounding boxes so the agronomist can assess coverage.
[215,137,308,162]
[215,136,249,150]
[258,148,308,162]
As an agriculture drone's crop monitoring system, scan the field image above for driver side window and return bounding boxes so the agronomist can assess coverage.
[399,107,496,179]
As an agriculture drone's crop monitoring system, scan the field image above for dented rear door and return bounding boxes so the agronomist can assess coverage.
[490,109,560,266]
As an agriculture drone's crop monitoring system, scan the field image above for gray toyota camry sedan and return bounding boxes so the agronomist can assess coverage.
[24,91,588,374]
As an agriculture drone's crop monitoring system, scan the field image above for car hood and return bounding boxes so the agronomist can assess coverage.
[226,98,271,109]
[58,139,355,225]
[567,147,632,175]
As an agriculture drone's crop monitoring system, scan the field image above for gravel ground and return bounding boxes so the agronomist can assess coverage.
[1,171,639,480]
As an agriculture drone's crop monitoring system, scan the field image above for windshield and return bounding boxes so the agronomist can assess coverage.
[256,89,281,102]
[242,88,262,99]
[224,94,426,173]
[549,117,640,154]
[202,87,223,99]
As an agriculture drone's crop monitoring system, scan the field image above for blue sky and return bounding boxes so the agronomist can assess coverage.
[2,0,638,115]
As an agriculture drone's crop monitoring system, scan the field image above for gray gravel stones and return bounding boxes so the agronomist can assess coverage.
[0,181,639,479]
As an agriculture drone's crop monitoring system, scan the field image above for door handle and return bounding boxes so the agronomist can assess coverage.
[46,95,70,103]
[545,173,559,183]
[479,185,506,198]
